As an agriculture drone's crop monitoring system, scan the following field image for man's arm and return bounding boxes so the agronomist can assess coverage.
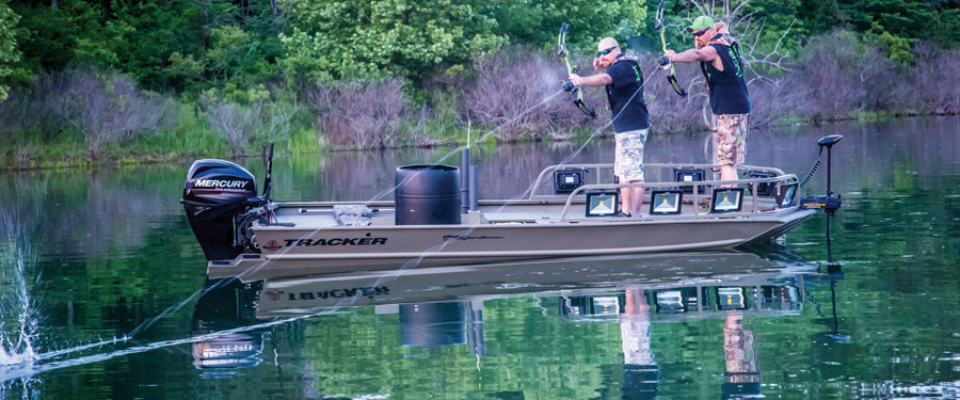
[665,46,718,63]
[570,73,612,88]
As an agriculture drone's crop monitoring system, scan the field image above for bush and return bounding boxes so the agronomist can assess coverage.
[308,79,405,148]
[52,69,177,160]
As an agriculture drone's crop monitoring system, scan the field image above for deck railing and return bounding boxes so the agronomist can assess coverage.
[526,163,800,222]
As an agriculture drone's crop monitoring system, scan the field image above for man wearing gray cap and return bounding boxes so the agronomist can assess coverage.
[665,16,750,184]
[569,37,650,217]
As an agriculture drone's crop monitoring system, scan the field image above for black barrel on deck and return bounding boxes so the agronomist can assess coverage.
[395,164,461,225]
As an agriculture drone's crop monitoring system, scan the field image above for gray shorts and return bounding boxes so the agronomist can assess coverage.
[614,129,648,182]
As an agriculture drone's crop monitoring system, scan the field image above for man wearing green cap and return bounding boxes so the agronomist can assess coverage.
[665,16,750,184]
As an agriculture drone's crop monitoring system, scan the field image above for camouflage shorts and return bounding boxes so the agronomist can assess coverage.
[715,114,749,166]
[614,129,648,182]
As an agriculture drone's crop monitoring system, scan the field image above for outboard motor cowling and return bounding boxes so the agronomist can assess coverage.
[182,159,258,260]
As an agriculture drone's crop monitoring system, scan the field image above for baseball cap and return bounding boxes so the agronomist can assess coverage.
[687,16,716,32]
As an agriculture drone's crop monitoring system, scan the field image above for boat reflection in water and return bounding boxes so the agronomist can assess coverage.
[555,254,810,399]
[189,249,835,397]
[190,279,266,378]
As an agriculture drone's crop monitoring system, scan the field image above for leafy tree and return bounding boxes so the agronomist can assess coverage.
[488,0,647,50]
[0,0,19,101]
[798,0,844,35]
[280,0,507,83]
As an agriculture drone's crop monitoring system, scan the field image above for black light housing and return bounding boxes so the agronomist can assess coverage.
[554,168,586,194]
[710,188,744,213]
[649,190,683,215]
[745,170,777,196]
[585,190,619,217]
[674,168,705,194]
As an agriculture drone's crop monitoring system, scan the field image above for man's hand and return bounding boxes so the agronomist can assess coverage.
[592,58,602,70]
[569,74,582,86]
[664,50,677,62]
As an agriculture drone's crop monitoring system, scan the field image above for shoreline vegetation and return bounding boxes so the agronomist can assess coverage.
[1,1,959,170]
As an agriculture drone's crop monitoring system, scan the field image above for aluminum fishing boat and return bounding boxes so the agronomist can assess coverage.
[182,137,842,277]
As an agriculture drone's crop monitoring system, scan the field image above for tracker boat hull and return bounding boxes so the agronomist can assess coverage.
[208,201,814,280]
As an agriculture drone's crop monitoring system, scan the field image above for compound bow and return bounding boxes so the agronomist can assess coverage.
[655,0,688,98]
[558,23,597,119]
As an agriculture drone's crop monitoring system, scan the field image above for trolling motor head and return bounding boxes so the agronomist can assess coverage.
[818,134,842,148]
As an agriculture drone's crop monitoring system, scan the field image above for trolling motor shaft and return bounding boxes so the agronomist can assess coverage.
[800,135,843,214]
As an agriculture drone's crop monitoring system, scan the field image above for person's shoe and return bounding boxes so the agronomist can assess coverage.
[615,211,633,218]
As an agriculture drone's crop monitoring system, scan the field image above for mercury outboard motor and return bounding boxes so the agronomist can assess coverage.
[182,159,259,260]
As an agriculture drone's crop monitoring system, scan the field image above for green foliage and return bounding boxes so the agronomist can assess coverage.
[876,29,914,65]
[798,0,844,35]
[0,0,19,101]
[739,0,806,57]
[489,0,646,49]
[803,0,960,47]
[280,0,507,83]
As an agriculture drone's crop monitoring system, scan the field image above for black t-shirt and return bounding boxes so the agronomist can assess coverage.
[699,36,751,115]
[605,58,650,133]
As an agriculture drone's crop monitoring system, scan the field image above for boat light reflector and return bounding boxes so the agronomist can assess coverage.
[650,190,683,215]
[592,297,621,315]
[717,287,746,310]
[710,188,743,213]
[585,190,619,217]
[655,290,685,314]
[777,183,798,208]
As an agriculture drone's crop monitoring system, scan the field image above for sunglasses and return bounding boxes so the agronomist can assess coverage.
[597,46,617,57]
[690,28,709,37]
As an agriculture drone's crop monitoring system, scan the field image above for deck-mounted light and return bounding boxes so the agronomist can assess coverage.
[710,188,743,213]
[777,183,798,208]
[674,168,705,194]
[586,191,619,217]
[745,170,777,196]
[554,168,586,194]
[649,190,683,215]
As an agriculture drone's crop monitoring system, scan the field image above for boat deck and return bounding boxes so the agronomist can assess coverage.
[270,195,787,229]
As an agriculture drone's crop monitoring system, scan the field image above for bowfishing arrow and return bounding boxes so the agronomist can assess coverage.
[557,23,597,119]
[655,0,688,98]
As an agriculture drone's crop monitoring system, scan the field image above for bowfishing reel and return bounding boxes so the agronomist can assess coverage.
[658,55,672,68]
[562,79,578,95]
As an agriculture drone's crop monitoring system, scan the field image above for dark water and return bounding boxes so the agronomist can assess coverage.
[1,116,959,399]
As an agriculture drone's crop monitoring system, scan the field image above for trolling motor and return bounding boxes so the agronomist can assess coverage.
[800,135,843,214]
[181,143,275,260]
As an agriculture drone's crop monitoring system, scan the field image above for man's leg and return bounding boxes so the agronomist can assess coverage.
[620,180,644,216]
[716,114,748,186]
[620,180,632,216]
[631,182,644,216]
[615,129,648,216]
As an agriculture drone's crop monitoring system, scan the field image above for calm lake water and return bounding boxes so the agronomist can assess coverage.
[1,116,959,399]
